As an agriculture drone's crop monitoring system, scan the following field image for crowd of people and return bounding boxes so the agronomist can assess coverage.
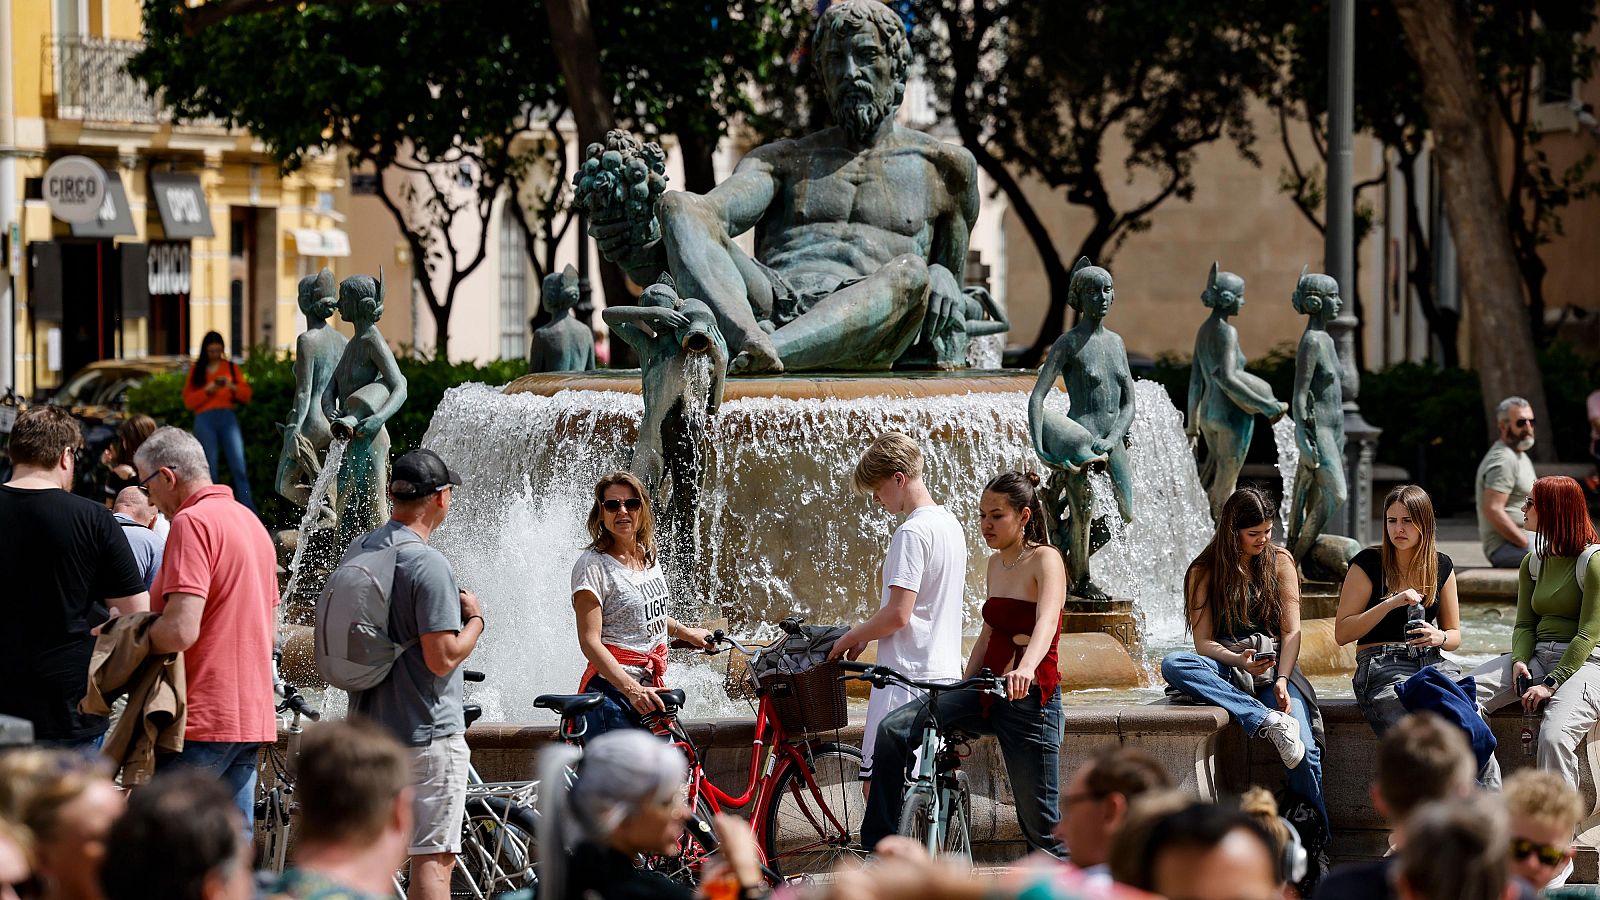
[2,382,1600,900]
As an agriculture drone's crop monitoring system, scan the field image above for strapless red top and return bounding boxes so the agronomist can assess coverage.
[979,596,1062,711]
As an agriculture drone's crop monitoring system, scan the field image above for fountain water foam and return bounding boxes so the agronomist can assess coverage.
[422,378,1211,721]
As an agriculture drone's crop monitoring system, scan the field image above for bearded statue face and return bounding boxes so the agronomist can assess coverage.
[817,18,904,146]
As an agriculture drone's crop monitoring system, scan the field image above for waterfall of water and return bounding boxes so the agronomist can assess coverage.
[423,378,1213,720]
[278,439,350,616]
[1271,417,1300,535]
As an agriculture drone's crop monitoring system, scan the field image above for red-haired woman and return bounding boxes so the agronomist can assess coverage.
[1468,476,1600,786]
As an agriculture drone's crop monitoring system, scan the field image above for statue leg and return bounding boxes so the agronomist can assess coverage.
[658,192,781,372]
[765,254,929,371]
[1063,473,1110,600]
[1106,442,1135,525]
[1203,418,1252,520]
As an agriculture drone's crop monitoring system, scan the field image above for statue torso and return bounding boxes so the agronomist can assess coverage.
[756,127,966,281]
[1061,324,1130,432]
[333,331,396,406]
[1296,328,1343,432]
[531,318,594,372]
[1193,317,1247,418]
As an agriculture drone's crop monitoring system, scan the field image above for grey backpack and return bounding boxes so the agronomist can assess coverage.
[315,541,419,691]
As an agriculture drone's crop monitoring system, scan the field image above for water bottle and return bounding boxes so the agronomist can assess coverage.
[1405,601,1426,658]
[1522,710,1537,758]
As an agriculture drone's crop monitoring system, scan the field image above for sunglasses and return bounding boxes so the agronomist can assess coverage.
[601,498,643,513]
[1511,837,1566,867]
[1514,417,1536,427]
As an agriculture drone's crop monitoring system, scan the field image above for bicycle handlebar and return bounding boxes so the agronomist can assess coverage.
[462,669,486,683]
[280,683,321,721]
[837,661,1006,697]
[702,630,758,657]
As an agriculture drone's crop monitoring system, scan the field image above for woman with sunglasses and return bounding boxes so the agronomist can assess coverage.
[1467,476,1600,787]
[1334,484,1464,737]
[570,472,710,736]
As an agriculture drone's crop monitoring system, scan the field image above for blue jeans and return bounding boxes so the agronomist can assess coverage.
[861,685,1066,855]
[579,674,647,739]
[1161,652,1328,833]
[156,740,260,833]
[34,733,106,754]
[193,408,255,512]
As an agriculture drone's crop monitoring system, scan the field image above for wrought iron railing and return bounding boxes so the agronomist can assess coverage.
[46,34,224,127]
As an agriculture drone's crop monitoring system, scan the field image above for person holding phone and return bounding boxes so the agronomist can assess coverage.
[1334,485,1464,737]
[1160,487,1328,841]
[181,331,255,512]
[569,472,711,737]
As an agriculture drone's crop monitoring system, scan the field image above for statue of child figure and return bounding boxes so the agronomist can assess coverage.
[1187,263,1288,520]
[276,267,347,519]
[322,269,409,545]
[528,265,595,373]
[1028,258,1136,601]
[1285,267,1348,566]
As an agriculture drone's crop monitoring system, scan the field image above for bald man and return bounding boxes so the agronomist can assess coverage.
[111,486,164,590]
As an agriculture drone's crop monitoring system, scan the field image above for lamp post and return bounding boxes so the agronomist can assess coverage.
[1324,0,1381,545]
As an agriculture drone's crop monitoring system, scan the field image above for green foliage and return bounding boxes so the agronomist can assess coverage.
[126,352,527,532]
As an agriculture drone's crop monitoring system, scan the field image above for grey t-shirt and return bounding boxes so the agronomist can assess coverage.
[113,513,164,590]
[1477,440,1536,557]
[570,547,670,658]
[347,521,464,746]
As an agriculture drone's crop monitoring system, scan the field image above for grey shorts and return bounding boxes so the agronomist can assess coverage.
[407,732,471,855]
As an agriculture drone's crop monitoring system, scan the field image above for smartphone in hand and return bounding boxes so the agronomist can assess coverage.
[1255,650,1278,663]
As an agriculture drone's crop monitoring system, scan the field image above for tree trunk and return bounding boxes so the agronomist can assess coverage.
[1392,0,1550,458]
[675,128,718,195]
[545,0,635,335]
[1398,155,1462,367]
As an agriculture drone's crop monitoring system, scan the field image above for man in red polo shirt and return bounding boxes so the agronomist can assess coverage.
[135,426,277,830]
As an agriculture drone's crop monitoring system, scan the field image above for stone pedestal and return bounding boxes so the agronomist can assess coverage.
[1299,580,1342,620]
[1062,596,1142,659]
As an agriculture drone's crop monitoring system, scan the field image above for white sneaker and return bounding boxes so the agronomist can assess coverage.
[1259,712,1306,769]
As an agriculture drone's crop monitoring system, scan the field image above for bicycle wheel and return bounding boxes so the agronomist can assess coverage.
[763,743,868,878]
[641,794,718,885]
[253,785,290,873]
[896,782,937,851]
[939,786,972,862]
[451,796,539,898]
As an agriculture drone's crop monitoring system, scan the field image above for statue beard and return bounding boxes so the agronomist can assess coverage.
[832,85,895,146]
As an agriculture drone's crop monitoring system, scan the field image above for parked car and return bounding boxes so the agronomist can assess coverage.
[39,356,191,498]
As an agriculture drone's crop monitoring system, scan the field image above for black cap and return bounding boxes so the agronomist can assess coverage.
[391,448,463,500]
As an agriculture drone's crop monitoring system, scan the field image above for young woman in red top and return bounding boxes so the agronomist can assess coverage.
[863,471,1068,856]
[181,331,255,512]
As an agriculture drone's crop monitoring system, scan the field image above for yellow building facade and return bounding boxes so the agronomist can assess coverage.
[1,0,349,397]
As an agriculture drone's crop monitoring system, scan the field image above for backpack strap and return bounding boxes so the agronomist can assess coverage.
[1579,544,1600,605]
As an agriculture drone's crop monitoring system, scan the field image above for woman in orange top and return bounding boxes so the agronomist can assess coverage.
[182,331,255,512]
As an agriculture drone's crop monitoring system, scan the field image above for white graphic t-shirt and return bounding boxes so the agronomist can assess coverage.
[570,548,671,658]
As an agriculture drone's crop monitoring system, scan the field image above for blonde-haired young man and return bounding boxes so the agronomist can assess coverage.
[1504,769,1585,891]
[829,432,967,785]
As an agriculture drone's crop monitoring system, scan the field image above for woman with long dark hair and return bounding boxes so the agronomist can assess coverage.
[181,331,254,512]
[1334,484,1464,736]
[1160,487,1327,834]
[862,471,1067,855]
[1468,476,1600,786]
[570,472,709,737]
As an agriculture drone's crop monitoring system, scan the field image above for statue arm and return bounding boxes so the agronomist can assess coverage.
[963,287,1010,337]
[285,344,315,433]
[319,374,340,423]
[923,152,981,340]
[1028,340,1070,455]
[1108,349,1137,444]
[1214,345,1282,417]
[1291,347,1317,460]
[1185,360,1203,437]
[708,341,728,415]
[360,348,408,436]
[704,150,780,237]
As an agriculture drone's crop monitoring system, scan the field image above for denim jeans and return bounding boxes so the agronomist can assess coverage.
[1160,651,1328,833]
[33,733,106,754]
[156,740,261,833]
[1352,645,1461,737]
[579,674,648,739]
[860,685,1066,855]
[193,408,255,512]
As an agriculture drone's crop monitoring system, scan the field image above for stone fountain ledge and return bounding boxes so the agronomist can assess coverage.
[460,701,1600,880]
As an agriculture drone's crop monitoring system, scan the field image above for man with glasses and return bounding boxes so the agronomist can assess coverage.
[0,406,147,749]
[342,448,482,900]
[1054,745,1171,886]
[135,426,277,832]
[1503,770,1583,893]
[1478,396,1539,568]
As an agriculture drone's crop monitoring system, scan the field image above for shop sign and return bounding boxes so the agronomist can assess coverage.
[148,241,191,296]
[44,156,108,224]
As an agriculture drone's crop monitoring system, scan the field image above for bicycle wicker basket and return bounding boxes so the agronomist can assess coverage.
[760,659,849,735]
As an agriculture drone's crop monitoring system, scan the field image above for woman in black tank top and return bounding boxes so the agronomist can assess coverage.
[1333,485,1463,735]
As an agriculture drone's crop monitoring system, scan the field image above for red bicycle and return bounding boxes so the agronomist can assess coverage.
[536,619,867,881]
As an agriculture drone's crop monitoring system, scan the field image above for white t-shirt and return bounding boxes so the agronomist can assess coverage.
[570,548,671,655]
[876,504,966,680]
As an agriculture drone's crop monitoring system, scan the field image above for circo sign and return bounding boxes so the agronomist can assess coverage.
[44,156,109,224]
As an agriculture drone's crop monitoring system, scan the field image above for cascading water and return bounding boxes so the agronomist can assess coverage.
[1271,417,1300,536]
[423,378,1212,720]
[278,438,349,617]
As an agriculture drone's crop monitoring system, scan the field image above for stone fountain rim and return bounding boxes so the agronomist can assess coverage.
[504,369,1041,401]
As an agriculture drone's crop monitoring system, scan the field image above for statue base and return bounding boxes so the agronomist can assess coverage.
[1299,580,1342,620]
[1062,596,1143,659]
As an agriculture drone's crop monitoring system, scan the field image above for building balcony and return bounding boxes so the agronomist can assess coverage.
[44,34,225,129]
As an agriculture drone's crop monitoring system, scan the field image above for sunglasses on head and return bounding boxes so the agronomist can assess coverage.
[602,498,643,513]
[1511,837,1566,867]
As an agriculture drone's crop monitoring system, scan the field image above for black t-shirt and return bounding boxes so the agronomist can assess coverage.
[0,485,146,740]
[1313,859,1537,900]
[1350,547,1455,645]
[562,841,694,900]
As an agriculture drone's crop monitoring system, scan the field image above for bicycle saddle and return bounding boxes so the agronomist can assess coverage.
[534,693,606,716]
[659,688,686,712]
[464,703,482,727]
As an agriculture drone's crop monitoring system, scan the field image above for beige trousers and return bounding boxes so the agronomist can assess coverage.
[1469,641,1600,789]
